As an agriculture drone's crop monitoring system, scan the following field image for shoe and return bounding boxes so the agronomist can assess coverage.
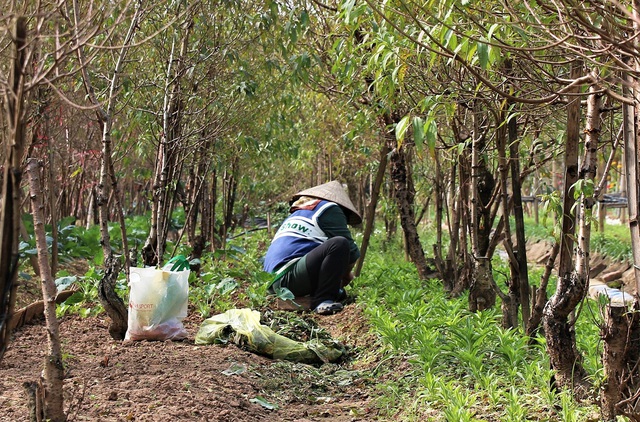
[314,300,344,315]
[336,288,347,302]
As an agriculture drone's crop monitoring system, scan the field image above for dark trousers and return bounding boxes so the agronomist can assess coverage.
[279,236,350,308]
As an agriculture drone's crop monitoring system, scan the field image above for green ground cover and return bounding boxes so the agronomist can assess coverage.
[23,214,632,420]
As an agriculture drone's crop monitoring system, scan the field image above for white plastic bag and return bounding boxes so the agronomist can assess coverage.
[125,265,190,341]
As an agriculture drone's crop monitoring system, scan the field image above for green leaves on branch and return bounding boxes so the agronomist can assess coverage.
[412,116,425,149]
[283,8,310,45]
[572,179,595,200]
[476,40,489,69]
[341,0,369,25]
[367,34,405,100]
[395,108,439,155]
[395,115,411,148]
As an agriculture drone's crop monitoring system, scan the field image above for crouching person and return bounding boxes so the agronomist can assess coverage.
[264,181,361,315]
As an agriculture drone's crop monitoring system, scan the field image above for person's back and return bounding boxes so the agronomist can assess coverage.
[263,181,361,315]
[263,199,336,273]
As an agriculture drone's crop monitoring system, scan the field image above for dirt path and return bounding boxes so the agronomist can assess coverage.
[0,304,380,421]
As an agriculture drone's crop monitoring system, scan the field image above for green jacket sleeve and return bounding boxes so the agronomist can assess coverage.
[318,203,360,264]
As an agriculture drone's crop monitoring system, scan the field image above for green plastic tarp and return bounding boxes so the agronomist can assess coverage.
[195,308,344,364]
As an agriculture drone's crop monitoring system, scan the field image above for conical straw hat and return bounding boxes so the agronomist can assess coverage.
[291,180,362,226]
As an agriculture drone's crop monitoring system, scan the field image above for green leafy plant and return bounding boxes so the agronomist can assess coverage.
[439,382,480,422]
[191,271,239,317]
[56,266,126,318]
[591,231,632,262]
[504,386,528,422]
[355,240,604,421]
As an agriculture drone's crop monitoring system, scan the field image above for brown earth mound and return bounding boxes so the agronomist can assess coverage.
[1,304,380,422]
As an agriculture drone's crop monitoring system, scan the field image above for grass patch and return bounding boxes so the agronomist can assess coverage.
[355,246,603,421]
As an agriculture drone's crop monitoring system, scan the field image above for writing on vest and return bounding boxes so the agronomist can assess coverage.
[279,221,312,234]
[273,215,327,244]
[262,201,336,273]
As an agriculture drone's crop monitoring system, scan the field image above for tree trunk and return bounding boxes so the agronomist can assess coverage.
[183,145,208,272]
[144,136,162,265]
[533,173,540,225]
[85,185,97,229]
[468,105,496,312]
[432,148,444,273]
[548,78,601,395]
[600,303,640,421]
[574,78,601,295]
[625,6,640,316]
[0,17,27,363]
[384,180,397,244]
[74,0,141,338]
[210,169,219,251]
[452,153,471,296]
[355,141,389,277]
[527,242,559,339]
[496,114,518,327]
[601,40,640,420]
[26,159,66,422]
[542,63,590,395]
[185,160,203,247]
[31,75,59,278]
[384,112,430,279]
[99,254,127,340]
[508,102,530,329]
[597,152,606,233]
[143,16,192,265]
[446,160,462,293]
[414,195,431,226]
[219,161,239,247]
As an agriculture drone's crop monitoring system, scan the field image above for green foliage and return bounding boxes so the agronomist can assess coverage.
[524,217,557,244]
[20,215,105,266]
[591,230,633,263]
[31,213,626,420]
[395,114,411,146]
[355,244,602,421]
[189,229,274,316]
[190,272,237,317]
[524,211,634,264]
[572,179,595,200]
[56,266,126,318]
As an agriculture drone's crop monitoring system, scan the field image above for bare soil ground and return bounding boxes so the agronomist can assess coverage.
[0,301,384,422]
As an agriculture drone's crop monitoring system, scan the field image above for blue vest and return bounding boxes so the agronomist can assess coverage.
[263,200,336,273]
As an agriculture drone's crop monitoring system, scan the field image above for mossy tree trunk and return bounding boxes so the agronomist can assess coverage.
[384,111,431,279]
[542,63,590,395]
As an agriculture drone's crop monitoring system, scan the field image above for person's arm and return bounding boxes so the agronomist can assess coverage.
[317,204,361,266]
[341,264,355,287]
